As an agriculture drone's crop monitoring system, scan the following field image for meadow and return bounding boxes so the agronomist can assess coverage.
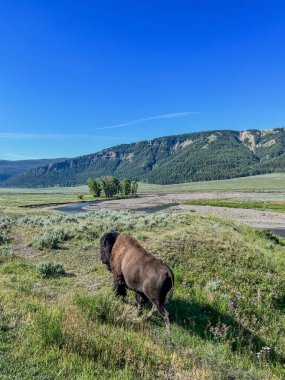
[0,173,285,204]
[183,199,285,213]
[0,175,285,379]
[138,173,285,193]
[1,173,285,212]
[0,199,285,379]
[0,186,90,209]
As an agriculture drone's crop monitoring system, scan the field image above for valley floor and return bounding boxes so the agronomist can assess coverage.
[82,192,285,230]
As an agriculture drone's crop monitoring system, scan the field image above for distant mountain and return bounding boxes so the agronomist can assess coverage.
[0,158,65,183]
[1,128,285,187]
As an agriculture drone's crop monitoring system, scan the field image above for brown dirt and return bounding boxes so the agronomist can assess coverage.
[83,192,250,212]
[173,204,285,229]
[13,232,40,258]
[84,192,285,230]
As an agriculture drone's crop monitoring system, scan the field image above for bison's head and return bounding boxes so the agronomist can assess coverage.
[100,231,119,272]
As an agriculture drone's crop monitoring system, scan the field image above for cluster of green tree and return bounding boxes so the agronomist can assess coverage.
[87,176,138,198]
[2,128,285,187]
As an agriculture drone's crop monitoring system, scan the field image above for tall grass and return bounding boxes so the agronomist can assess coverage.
[34,307,65,347]
[0,210,284,378]
[75,288,125,324]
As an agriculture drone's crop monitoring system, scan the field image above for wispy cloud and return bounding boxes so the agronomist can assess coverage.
[1,153,40,159]
[0,112,199,140]
[95,112,199,130]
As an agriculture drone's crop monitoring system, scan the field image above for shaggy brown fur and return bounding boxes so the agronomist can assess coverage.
[100,231,174,331]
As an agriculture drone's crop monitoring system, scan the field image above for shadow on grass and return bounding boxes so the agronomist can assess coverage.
[64,272,76,278]
[272,294,285,311]
[168,297,284,365]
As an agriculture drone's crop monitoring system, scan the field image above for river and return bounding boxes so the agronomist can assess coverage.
[53,201,178,215]
[269,229,285,238]
[54,201,99,214]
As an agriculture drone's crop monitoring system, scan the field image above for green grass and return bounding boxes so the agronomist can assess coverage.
[0,173,284,218]
[183,199,285,213]
[0,185,89,194]
[0,172,284,222]
[138,173,285,193]
[0,189,90,211]
[0,209,285,378]
[0,188,132,214]
[1,173,285,204]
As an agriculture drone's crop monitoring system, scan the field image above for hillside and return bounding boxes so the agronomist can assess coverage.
[0,158,65,183]
[1,128,285,187]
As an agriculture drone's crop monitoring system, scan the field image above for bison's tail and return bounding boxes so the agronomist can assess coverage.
[165,266,174,305]
[100,231,119,269]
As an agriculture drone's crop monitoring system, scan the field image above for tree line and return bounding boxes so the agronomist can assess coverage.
[87,176,138,198]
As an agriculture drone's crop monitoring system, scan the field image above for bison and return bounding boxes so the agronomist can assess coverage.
[100,231,174,331]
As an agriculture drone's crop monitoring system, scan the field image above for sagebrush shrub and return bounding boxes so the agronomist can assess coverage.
[0,234,10,244]
[72,222,99,240]
[0,217,14,233]
[32,227,70,249]
[0,247,14,256]
[36,262,65,278]
[0,247,14,264]
[19,214,77,227]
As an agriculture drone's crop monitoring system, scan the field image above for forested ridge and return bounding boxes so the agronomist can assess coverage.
[0,158,65,183]
[1,128,285,187]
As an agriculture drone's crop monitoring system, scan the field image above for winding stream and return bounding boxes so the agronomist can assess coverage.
[54,201,99,214]
[53,201,178,215]
[269,229,285,238]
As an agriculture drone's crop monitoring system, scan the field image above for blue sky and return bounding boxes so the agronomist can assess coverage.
[0,1,284,160]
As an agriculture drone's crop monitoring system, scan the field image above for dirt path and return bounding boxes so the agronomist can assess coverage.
[169,204,285,229]
[13,232,40,258]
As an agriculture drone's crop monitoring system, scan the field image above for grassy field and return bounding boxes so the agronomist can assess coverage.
[0,185,90,210]
[0,174,285,206]
[183,199,285,213]
[0,204,285,379]
[0,185,89,194]
[138,173,285,193]
[1,173,285,217]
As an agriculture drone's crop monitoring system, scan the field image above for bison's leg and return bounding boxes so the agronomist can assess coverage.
[143,300,171,333]
[113,276,127,297]
[157,305,170,333]
[135,292,148,317]
[143,303,157,322]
